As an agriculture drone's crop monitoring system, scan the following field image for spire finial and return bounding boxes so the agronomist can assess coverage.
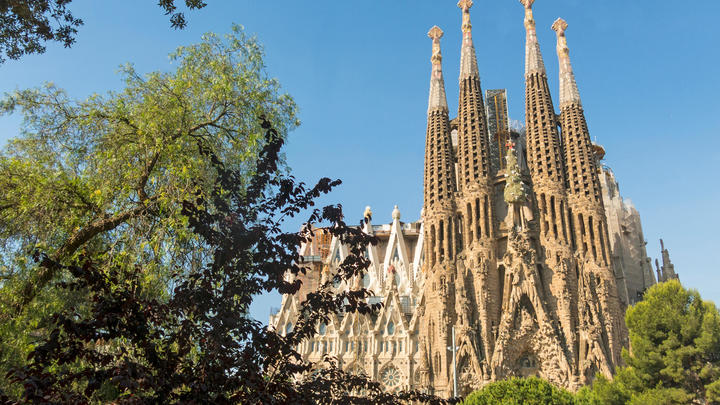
[428,25,443,65]
[458,0,479,79]
[364,206,373,223]
[552,18,581,108]
[520,0,536,28]
[520,0,545,76]
[552,17,568,36]
[392,205,401,221]
[458,0,473,33]
[427,26,448,112]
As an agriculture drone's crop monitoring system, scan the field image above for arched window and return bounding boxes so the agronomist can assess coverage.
[387,321,395,335]
[285,323,293,335]
[318,323,327,335]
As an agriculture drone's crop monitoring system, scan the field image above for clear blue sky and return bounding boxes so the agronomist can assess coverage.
[1,1,719,323]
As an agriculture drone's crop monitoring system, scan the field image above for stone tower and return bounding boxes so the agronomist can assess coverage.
[552,18,628,378]
[453,0,499,387]
[418,25,460,394]
[515,0,579,381]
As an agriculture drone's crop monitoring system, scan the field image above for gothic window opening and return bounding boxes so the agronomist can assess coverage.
[475,198,481,238]
[430,225,436,266]
[550,196,558,239]
[560,200,568,243]
[589,216,597,260]
[540,194,548,236]
[578,213,587,252]
[598,222,608,265]
[439,220,445,262]
[484,196,490,237]
[447,219,453,259]
[498,265,506,309]
[568,207,576,250]
[457,214,464,251]
[466,203,474,243]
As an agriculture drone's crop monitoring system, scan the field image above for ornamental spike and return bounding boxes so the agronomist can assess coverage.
[520,0,545,76]
[427,26,448,112]
[458,0,479,79]
[552,18,581,108]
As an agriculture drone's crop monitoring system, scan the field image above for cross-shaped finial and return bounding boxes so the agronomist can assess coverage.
[519,0,535,9]
[428,26,444,41]
[552,18,568,35]
[457,0,473,11]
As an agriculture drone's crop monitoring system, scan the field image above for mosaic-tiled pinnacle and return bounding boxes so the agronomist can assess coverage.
[458,0,479,79]
[520,0,545,76]
[427,26,448,113]
[552,18,582,108]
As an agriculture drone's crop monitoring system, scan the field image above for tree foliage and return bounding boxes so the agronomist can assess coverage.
[462,377,576,405]
[0,0,208,62]
[0,25,297,396]
[0,118,447,404]
[578,280,720,405]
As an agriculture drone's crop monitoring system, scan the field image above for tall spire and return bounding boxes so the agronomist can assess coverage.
[458,0,479,79]
[552,18,581,108]
[427,26,448,113]
[455,0,492,187]
[553,17,628,371]
[423,25,456,212]
[554,18,602,204]
[420,26,460,397]
[521,0,546,76]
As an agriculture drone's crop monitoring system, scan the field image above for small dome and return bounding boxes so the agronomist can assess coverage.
[392,205,401,220]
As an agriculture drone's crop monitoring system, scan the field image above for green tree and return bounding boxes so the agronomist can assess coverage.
[580,280,720,405]
[0,25,297,397]
[0,0,208,63]
[2,117,447,404]
[463,377,576,405]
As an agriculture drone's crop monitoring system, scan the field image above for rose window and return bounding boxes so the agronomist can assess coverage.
[381,366,401,388]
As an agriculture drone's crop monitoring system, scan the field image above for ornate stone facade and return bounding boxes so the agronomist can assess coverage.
[270,0,677,397]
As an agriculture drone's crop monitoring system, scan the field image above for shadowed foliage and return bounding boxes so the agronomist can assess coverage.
[0,0,208,62]
[0,118,450,404]
[0,26,297,396]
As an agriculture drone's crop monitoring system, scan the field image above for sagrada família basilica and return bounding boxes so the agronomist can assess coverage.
[271,0,678,397]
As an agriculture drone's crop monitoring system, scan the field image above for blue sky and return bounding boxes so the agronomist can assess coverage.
[1,0,719,323]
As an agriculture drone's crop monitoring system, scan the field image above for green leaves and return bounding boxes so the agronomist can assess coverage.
[0,25,297,397]
[463,377,576,405]
[580,280,720,404]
